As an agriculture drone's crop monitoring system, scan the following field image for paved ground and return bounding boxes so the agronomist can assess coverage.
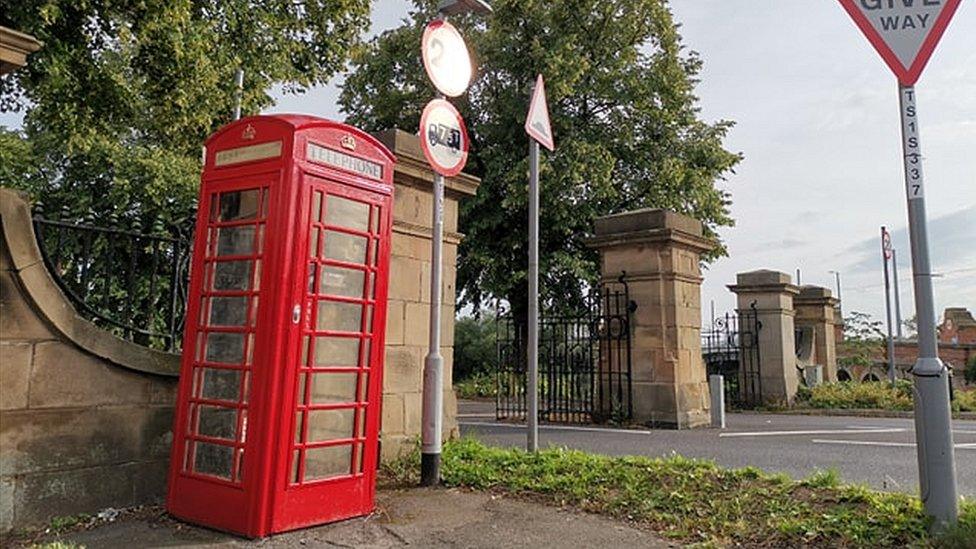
[459,400,976,496]
[26,489,668,548]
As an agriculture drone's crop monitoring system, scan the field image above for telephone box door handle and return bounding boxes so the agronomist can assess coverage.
[292,304,301,324]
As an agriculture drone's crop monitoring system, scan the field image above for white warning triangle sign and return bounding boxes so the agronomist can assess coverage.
[525,74,555,151]
[839,0,961,86]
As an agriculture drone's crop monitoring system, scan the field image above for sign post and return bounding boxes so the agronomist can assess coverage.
[892,248,903,339]
[418,15,474,486]
[839,0,961,528]
[524,74,554,452]
[881,227,895,385]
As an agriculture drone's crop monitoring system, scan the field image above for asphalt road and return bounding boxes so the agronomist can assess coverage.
[457,400,976,497]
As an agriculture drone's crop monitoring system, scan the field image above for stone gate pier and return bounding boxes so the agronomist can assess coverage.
[588,209,713,428]
[729,270,801,406]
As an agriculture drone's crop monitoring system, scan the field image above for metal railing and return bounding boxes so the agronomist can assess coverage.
[32,210,193,352]
[495,273,636,424]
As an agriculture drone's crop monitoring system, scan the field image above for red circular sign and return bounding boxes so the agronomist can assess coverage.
[419,99,469,177]
[421,20,472,98]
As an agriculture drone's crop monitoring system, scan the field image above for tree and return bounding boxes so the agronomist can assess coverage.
[1,0,370,229]
[839,311,887,370]
[339,0,740,316]
[453,314,498,380]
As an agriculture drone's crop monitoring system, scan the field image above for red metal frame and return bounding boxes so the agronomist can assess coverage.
[838,0,961,86]
[167,115,395,538]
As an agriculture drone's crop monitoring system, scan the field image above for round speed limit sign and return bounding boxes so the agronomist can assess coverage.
[421,20,473,97]
[419,99,469,177]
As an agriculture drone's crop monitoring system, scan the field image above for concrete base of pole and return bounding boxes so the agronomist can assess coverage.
[709,375,725,429]
[911,358,958,530]
[420,453,440,487]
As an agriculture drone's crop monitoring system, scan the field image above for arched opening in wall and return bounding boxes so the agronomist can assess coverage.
[862,373,881,383]
[837,369,852,382]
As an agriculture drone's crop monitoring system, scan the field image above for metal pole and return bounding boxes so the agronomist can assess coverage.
[421,169,445,486]
[233,69,244,120]
[898,83,957,528]
[892,248,903,339]
[882,226,896,385]
[834,271,843,318]
[527,139,540,452]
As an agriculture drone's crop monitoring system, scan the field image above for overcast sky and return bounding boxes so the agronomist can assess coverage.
[5,1,972,327]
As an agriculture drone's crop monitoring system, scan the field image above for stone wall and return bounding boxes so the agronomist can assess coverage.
[1,189,180,532]
[0,133,478,531]
[837,339,974,387]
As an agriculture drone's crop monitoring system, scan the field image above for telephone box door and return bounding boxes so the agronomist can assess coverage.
[271,173,390,531]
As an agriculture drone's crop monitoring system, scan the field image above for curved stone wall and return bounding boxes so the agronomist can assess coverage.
[0,188,179,532]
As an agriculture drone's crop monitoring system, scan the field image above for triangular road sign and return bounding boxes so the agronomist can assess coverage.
[525,74,555,151]
[838,0,961,86]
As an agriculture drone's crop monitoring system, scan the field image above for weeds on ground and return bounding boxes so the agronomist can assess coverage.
[386,438,975,547]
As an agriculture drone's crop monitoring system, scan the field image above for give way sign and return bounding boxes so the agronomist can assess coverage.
[838,0,961,85]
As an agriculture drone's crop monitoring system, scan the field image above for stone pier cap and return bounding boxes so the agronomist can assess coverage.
[795,285,838,303]
[727,269,799,294]
[588,208,712,254]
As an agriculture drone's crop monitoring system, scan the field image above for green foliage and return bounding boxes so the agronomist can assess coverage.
[966,356,976,385]
[839,311,887,370]
[340,0,741,312]
[382,438,975,547]
[454,371,496,399]
[1,0,370,229]
[935,499,976,549]
[954,388,976,413]
[797,381,914,411]
[796,381,976,413]
[454,314,497,380]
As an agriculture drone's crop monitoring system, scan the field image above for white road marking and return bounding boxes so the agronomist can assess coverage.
[813,439,976,450]
[848,424,976,436]
[459,421,649,436]
[813,439,915,448]
[719,428,904,438]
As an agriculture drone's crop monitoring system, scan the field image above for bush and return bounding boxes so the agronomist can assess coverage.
[966,356,976,384]
[453,315,497,381]
[797,381,976,413]
[797,381,914,411]
[954,388,976,413]
[454,371,496,399]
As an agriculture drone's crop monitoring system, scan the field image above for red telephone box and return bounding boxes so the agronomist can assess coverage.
[167,115,395,537]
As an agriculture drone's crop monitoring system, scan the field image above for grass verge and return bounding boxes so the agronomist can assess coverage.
[384,439,975,547]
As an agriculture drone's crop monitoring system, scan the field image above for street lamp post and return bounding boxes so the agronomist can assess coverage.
[419,0,491,488]
[828,270,842,319]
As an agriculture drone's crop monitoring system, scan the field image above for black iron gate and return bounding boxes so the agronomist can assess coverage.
[495,275,635,424]
[701,302,762,408]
